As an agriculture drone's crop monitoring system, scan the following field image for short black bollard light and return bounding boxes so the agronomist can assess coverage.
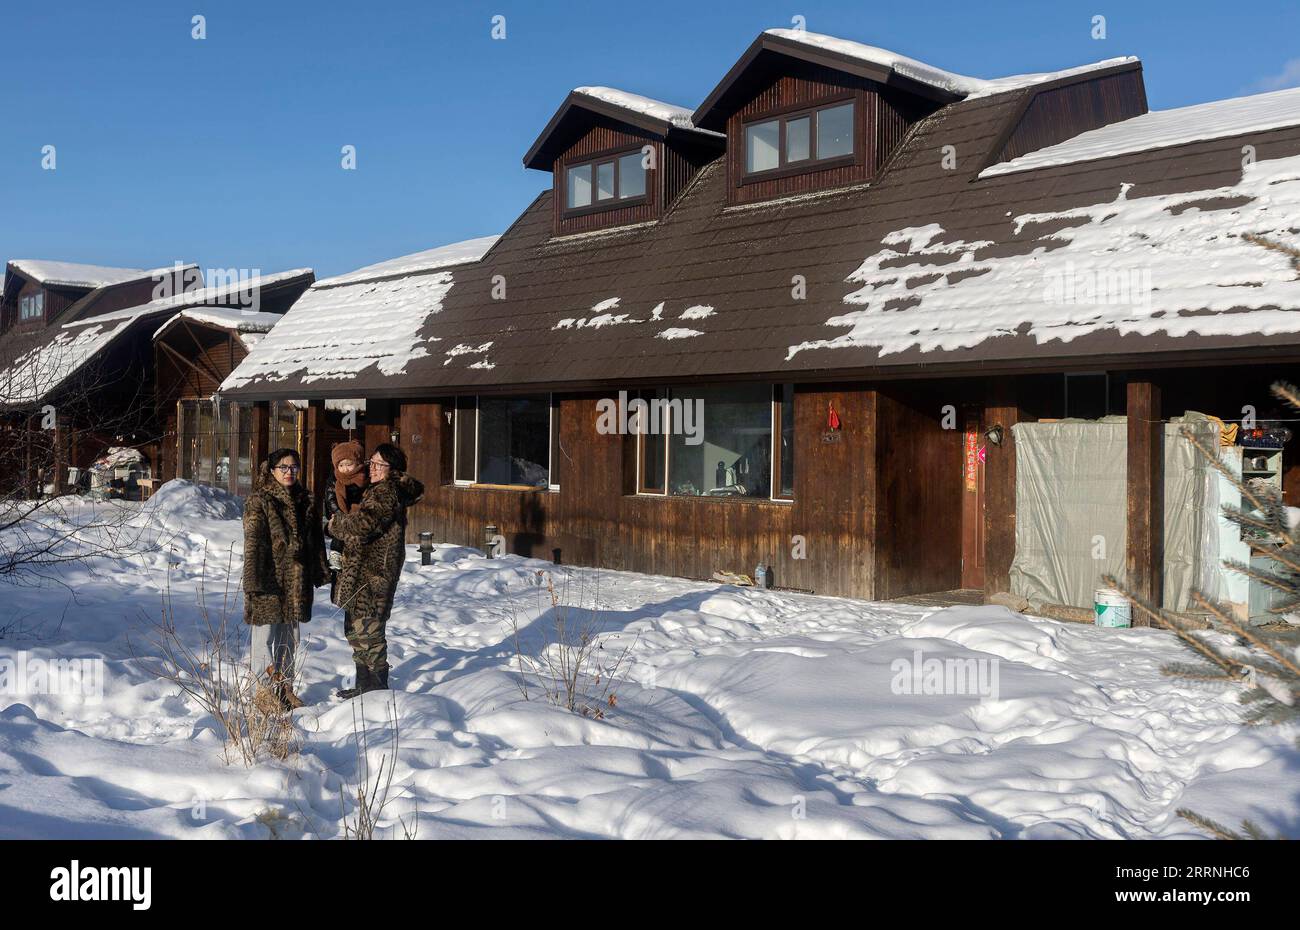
[419,531,434,566]
[484,524,499,559]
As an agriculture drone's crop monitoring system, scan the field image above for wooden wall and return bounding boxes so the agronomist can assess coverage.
[395,381,964,600]
[994,69,1147,165]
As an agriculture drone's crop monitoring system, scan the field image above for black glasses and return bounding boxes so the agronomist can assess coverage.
[273,464,300,473]
[368,459,391,469]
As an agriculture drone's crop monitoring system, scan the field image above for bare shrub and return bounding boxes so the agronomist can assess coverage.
[339,690,417,840]
[131,545,298,765]
[506,569,638,718]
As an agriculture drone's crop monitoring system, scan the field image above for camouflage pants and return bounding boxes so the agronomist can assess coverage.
[344,612,388,673]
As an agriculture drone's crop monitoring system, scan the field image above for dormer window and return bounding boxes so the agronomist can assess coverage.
[563,149,649,214]
[743,99,856,178]
[525,87,724,235]
[19,292,44,321]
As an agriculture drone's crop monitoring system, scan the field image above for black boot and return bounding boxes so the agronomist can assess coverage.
[337,663,370,700]
[362,666,388,693]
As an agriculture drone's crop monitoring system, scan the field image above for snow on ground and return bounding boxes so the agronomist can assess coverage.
[0,481,1295,839]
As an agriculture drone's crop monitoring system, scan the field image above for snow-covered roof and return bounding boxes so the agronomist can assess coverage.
[82,269,313,325]
[0,269,313,404]
[317,236,498,288]
[153,307,285,341]
[764,28,1137,100]
[572,86,702,130]
[221,239,489,390]
[788,153,1300,360]
[982,85,1300,177]
[0,312,145,404]
[7,260,164,289]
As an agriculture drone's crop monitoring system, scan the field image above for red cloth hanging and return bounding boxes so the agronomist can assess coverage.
[827,403,841,431]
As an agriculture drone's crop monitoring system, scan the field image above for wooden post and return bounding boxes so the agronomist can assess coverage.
[982,378,1022,598]
[1126,379,1164,618]
[304,399,329,506]
[250,401,270,478]
[364,399,393,454]
[51,413,64,496]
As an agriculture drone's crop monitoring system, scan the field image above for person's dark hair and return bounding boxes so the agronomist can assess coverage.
[266,448,301,473]
[372,443,407,474]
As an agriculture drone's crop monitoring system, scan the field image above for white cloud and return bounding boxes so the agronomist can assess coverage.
[1252,58,1300,93]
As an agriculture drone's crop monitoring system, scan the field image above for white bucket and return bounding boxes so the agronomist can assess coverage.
[1094,588,1132,628]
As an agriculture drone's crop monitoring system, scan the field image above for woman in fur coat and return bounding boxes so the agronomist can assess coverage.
[242,448,329,710]
[328,443,424,698]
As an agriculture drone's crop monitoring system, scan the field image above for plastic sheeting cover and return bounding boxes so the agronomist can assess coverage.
[1009,414,1220,610]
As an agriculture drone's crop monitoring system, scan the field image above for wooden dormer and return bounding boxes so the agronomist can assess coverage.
[524,87,724,237]
[693,30,951,206]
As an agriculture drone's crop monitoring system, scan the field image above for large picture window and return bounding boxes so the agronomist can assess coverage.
[452,394,558,490]
[177,398,263,495]
[636,383,795,500]
[563,147,650,213]
[742,100,856,178]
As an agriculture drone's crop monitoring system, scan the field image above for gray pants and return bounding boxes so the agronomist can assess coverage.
[250,621,298,686]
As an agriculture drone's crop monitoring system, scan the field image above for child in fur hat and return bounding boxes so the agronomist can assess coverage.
[324,440,367,604]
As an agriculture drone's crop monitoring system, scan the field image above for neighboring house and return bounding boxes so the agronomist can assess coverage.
[220,28,1300,609]
[0,262,314,495]
[152,308,305,496]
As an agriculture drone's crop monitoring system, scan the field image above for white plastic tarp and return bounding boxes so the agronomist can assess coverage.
[1009,414,1220,610]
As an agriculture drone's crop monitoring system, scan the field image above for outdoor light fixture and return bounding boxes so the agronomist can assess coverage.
[389,429,400,444]
[419,531,434,566]
[985,424,1005,446]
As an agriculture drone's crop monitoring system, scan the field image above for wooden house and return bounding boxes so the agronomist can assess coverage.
[220,29,1300,613]
[0,263,314,496]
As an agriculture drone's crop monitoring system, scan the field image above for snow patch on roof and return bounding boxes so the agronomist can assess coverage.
[981,86,1300,177]
[222,269,457,390]
[81,269,312,325]
[657,327,702,340]
[317,236,499,287]
[153,307,284,341]
[8,260,154,289]
[0,316,139,404]
[680,305,714,320]
[788,153,1300,360]
[765,29,1135,100]
[573,86,704,130]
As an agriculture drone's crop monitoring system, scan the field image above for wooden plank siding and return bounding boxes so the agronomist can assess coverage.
[396,381,964,600]
[992,69,1148,166]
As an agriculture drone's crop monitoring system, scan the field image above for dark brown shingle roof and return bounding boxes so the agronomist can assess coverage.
[222,86,1300,400]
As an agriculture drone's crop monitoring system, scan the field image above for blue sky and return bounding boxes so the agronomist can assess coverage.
[2,0,1297,279]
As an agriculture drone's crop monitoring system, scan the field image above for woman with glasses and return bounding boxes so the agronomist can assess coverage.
[328,443,424,698]
[241,447,329,711]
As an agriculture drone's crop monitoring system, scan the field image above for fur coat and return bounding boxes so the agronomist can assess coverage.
[329,473,424,622]
[242,467,329,625]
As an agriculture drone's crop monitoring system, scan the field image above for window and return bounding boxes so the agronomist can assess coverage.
[742,99,856,177]
[452,394,559,490]
[177,398,258,493]
[635,383,795,500]
[774,384,795,500]
[745,120,780,173]
[565,164,592,209]
[19,292,44,321]
[562,148,650,213]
